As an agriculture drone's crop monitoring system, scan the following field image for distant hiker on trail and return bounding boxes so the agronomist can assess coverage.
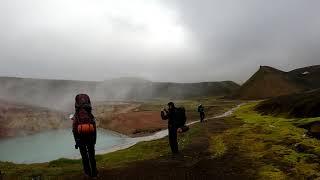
[161,102,188,154]
[72,94,98,177]
[198,104,205,123]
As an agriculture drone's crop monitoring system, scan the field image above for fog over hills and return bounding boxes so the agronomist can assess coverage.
[0,77,239,110]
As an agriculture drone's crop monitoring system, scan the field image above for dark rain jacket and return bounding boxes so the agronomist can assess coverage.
[198,106,204,113]
[161,108,180,128]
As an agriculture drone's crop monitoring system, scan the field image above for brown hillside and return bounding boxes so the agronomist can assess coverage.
[232,66,304,99]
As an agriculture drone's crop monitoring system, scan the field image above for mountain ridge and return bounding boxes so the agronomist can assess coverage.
[0,76,240,110]
[231,65,320,99]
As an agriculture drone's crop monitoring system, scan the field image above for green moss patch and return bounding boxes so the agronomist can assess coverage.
[227,103,320,179]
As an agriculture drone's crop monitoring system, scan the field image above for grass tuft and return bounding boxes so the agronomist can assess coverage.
[209,135,227,158]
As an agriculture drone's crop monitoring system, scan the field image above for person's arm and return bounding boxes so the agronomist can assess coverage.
[93,118,97,145]
[72,116,80,149]
[161,109,169,120]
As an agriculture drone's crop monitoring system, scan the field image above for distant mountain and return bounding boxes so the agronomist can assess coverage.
[231,65,320,99]
[288,65,320,89]
[0,76,239,110]
[99,80,239,100]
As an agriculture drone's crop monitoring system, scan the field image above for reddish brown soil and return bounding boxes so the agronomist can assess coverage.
[95,103,167,136]
[110,111,167,136]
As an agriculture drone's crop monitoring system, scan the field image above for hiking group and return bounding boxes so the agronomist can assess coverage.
[71,94,205,177]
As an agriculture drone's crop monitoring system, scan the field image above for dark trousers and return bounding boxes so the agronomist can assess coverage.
[79,144,97,177]
[168,126,179,153]
[200,112,205,122]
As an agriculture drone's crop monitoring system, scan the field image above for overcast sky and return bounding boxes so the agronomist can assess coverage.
[0,0,319,83]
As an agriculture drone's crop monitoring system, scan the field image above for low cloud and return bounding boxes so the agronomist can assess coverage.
[0,0,319,83]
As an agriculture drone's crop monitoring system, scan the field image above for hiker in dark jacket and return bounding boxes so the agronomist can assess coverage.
[72,94,98,177]
[198,104,205,123]
[161,102,180,154]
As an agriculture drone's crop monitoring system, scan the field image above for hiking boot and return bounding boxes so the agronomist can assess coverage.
[171,151,181,158]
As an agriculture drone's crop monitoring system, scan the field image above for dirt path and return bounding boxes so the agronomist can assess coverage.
[98,117,253,180]
[68,111,257,180]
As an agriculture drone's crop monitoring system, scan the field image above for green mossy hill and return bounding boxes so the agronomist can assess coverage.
[232,103,320,179]
[255,89,320,118]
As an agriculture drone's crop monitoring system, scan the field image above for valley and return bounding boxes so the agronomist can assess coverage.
[0,64,320,179]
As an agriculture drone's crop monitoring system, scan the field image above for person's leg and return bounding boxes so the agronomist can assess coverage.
[201,112,205,122]
[79,145,90,176]
[87,144,97,177]
[169,127,179,154]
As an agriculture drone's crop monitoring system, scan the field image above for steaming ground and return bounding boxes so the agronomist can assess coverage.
[0,100,68,138]
[0,76,239,139]
[0,76,239,111]
[0,101,164,139]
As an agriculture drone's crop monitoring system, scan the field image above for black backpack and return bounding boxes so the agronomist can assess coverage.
[176,107,187,128]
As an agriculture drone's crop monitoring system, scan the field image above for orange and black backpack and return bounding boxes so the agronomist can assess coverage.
[74,94,96,135]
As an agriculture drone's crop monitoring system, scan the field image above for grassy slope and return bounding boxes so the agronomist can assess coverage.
[229,103,320,179]
[3,101,320,179]
[255,89,320,118]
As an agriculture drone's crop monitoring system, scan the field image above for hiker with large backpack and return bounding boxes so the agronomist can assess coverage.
[161,102,188,154]
[72,94,98,177]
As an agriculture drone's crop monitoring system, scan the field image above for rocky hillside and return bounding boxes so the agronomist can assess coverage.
[0,100,68,138]
[288,65,320,89]
[232,65,320,99]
